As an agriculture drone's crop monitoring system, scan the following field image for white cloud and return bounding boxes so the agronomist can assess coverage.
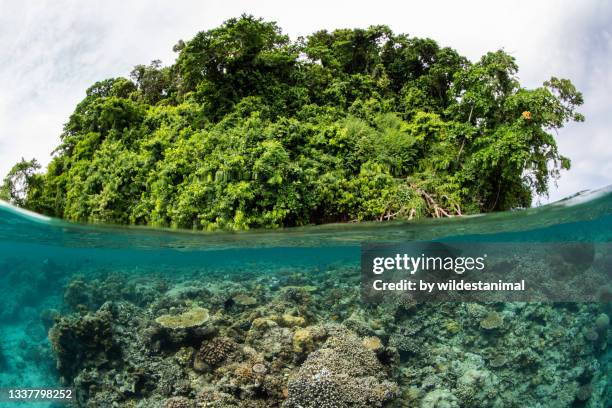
[0,0,610,203]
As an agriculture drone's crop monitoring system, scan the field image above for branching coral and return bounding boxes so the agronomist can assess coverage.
[163,396,194,408]
[284,330,397,408]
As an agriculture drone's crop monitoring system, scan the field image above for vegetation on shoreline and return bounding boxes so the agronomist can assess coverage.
[1,15,584,230]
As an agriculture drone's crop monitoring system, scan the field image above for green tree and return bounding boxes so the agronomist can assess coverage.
[1,158,42,207]
[5,16,584,229]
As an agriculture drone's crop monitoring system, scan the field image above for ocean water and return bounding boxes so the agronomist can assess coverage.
[0,187,610,407]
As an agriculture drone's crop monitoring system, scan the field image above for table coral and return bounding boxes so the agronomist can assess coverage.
[155,307,209,329]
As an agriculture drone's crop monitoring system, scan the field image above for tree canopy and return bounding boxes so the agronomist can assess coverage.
[3,15,584,230]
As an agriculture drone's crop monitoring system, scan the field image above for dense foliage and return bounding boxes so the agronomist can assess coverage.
[2,16,584,230]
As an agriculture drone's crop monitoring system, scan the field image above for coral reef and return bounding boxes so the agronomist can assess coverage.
[42,264,610,407]
[194,337,236,370]
[0,257,65,322]
[479,311,504,330]
[284,329,397,408]
[48,304,116,381]
[232,294,258,306]
[163,396,194,408]
[421,389,459,408]
[155,307,210,330]
[595,313,609,331]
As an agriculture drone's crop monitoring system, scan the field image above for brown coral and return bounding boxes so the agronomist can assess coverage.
[163,396,194,408]
[362,336,383,352]
[196,389,237,406]
[48,306,116,380]
[194,336,236,371]
[480,311,503,330]
[233,293,258,306]
[252,362,267,375]
[284,330,397,408]
[155,307,209,329]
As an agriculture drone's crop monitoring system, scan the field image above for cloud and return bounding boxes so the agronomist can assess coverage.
[0,0,609,203]
[523,0,612,201]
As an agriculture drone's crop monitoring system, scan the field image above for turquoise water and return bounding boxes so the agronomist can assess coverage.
[0,187,610,407]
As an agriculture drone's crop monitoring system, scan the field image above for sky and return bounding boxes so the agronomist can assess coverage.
[0,0,610,203]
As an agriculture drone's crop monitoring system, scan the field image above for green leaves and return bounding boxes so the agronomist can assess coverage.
[0,158,41,207]
[6,16,584,229]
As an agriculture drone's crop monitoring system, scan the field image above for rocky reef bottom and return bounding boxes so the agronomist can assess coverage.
[32,264,612,407]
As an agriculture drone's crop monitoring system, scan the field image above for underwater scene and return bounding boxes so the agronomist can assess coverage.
[0,187,610,408]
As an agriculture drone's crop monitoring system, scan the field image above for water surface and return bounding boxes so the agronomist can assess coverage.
[0,187,610,407]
